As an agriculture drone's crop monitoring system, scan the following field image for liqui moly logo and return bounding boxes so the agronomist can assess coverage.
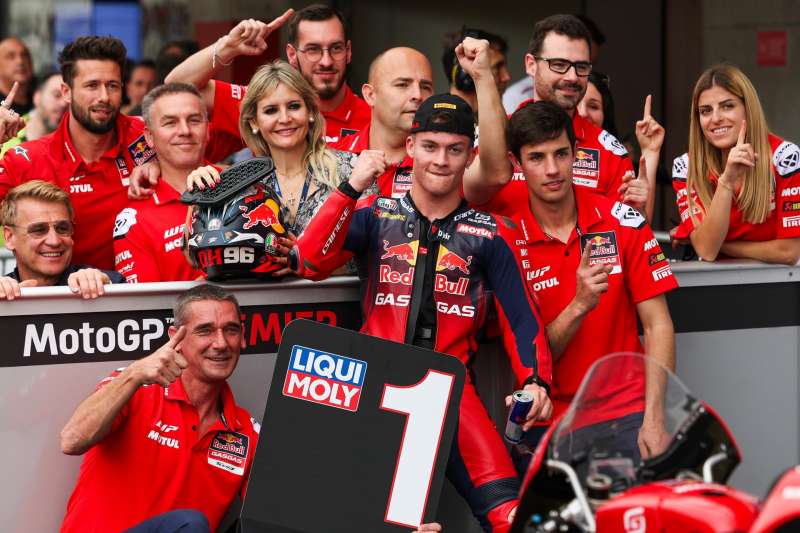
[283,346,367,412]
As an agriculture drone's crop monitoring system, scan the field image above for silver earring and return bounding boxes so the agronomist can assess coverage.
[309,117,315,123]
[252,128,258,134]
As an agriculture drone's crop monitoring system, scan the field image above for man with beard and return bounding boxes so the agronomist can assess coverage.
[113,83,205,283]
[487,15,645,217]
[1,73,69,156]
[166,6,369,147]
[0,36,154,270]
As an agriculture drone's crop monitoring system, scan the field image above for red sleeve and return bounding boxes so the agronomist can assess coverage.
[773,140,800,238]
[0,150,24,199]
[488,217,553,387]
[292,189,364,279]
[671,154,699,240]
[612,202,678,304]
[112,206,161,283]
[204,80,247,162]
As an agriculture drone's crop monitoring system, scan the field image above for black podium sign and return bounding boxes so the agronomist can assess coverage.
[241,320,466,532]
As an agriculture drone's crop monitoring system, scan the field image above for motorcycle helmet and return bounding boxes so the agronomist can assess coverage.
[183,157,288,281]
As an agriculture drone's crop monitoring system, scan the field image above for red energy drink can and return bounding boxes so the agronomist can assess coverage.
[504,390,534,444]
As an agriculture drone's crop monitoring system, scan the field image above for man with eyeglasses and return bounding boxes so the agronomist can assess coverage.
[0,180,124,300]
[486,15,644,216]
[166,5,369,146]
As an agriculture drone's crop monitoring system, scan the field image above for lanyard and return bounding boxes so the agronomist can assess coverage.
[273,176,310,234]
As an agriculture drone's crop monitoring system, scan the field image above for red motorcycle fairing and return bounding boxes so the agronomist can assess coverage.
[750,466,800,533]
[595,481,758,533]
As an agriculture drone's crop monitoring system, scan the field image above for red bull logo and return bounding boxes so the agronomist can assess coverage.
[575,150,592,160]
[381,240,417,262]
[218,433,244,446]
[436,246,472,275]
[240,199,285,233]
[589,235,612,246]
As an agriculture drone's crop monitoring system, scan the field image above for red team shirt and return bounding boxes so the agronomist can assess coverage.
[210,80,370,145]
[505,187,678,419]
[330,124,414,197]
[61,372,259,533]
[672,134,800,241]
[113,178,203,283]
[486,108,635,215]
[0,114,152,270]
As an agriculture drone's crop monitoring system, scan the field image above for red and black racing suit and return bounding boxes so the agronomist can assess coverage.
[290,186,553,532]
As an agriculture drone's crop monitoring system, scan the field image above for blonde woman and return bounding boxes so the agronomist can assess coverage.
[188,61,384,237]
[672,64,800,265]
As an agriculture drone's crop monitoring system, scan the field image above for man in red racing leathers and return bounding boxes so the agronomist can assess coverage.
[283,93,553,532]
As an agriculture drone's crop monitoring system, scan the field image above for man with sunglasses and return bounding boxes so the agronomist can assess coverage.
[486,15,643,216]
[0,180,123,300]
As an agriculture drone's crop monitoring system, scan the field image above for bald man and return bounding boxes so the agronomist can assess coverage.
[0,37,33,115]
[332,40,511,203]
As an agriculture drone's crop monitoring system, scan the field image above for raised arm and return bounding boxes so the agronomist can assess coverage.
[60,327,188,455]
[457,37,513,204]
[165,10,293,111]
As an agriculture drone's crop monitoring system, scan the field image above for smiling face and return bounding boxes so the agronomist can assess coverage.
[407,130,474,199]
[65,59,123,134]
[697,84,746,151]
[249,83,310,152]
[175,299,244,384]
[526,32,590,113]
[145,91,208,171]
[4,198,73,285]
[287,17,351,101]
[516,130,575,207]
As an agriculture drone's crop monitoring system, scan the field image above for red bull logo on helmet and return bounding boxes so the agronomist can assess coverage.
[283,345,367,412]
[436,245,472,275]
[240,199,286,233]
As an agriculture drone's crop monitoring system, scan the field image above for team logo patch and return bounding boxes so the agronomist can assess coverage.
[283,345,367,412]
[113,207,138,239]
[208,431,250,476]
[381,239,418,264]
[598,130,628,156]
[376,198,397,210]
[456,223,493,239]
[127,135,156,166]
[651,264,673,281]
[673,154,689,181]
[581,231,621,274]
[648,252,667,266]
[572,148,600,186]
[783,200,800,212]
[435,245,472,274]
[13,145,29,161]
[783,215,800,228]
[774,141,800,178]
[391,169,413,197]
[612,201,646,229]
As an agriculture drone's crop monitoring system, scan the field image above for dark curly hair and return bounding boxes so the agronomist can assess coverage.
[59,36,127,86]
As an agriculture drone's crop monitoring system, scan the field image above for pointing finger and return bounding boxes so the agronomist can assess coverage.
[168,325,187,348]
[737,119,747,146]
[643,94,652,119]
[3,81,18,108]
[266,8,294,32]
[581,242,592,267]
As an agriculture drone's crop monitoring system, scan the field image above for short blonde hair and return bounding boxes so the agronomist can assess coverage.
[1,180,73,226]
[239,60,338,189]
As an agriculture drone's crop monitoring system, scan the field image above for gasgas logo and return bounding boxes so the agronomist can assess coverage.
[283,345,367,412]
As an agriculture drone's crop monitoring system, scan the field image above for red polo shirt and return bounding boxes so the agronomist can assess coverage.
[113,178,203,283]
[672,134,800,241]
[61,371,259,533]
[330,123,414,197]
[0,113,152,270]
[511,187,677,420]
[323,85,371,144]
[484,106,635,216]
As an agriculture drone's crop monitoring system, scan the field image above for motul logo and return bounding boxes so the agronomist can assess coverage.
[434,273,468,296]
[456,223,493,239]
[379,264,414,285]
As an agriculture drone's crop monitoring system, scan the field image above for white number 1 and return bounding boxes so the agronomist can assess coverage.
[380,370,455,528]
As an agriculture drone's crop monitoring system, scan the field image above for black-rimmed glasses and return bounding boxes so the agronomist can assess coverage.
[535,56,593,77]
